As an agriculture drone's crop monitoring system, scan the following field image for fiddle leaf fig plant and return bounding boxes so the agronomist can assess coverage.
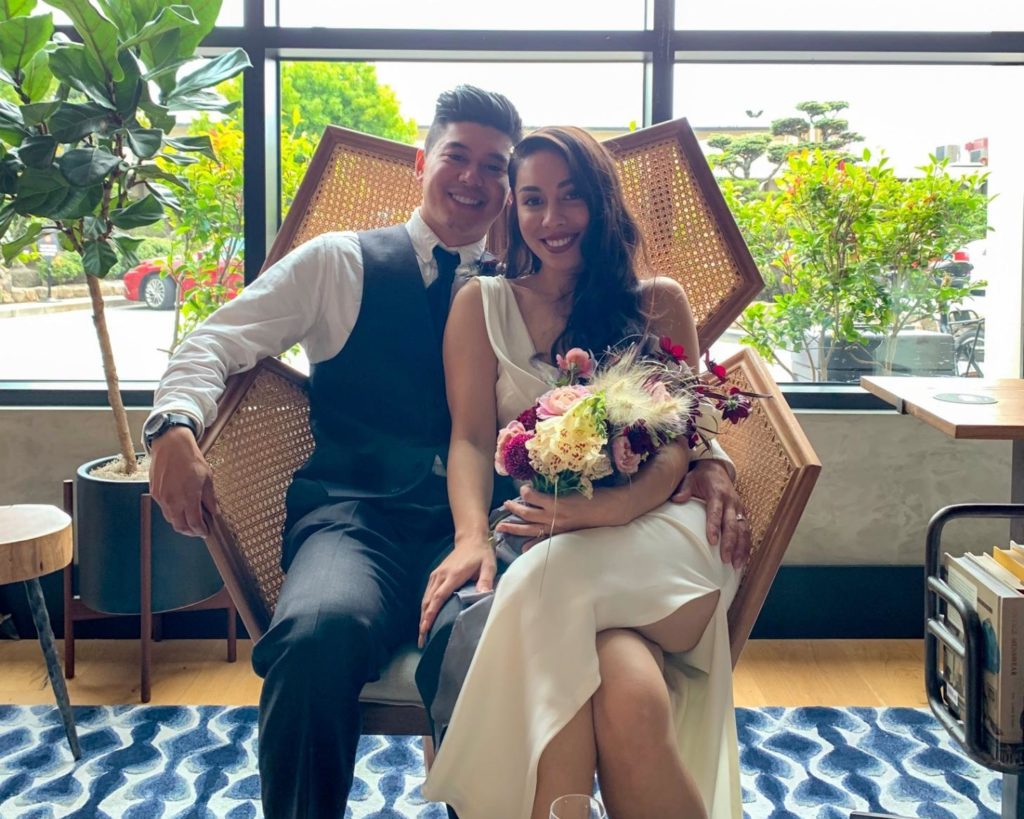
[0,0,250,476]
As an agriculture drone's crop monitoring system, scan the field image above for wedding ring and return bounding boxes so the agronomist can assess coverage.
[537,526,546,538]
[735,513,746,522]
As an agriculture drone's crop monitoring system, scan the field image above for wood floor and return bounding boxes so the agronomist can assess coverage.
[0,638,927,708]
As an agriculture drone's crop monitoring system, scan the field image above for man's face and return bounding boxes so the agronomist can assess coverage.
[416,121,513,248]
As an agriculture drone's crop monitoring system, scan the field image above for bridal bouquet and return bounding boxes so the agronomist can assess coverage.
[494,336,759,500]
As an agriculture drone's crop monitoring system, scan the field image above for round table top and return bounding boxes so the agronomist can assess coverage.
[0,504,73,582]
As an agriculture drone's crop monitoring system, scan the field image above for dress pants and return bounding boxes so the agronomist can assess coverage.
[251,493,453,819]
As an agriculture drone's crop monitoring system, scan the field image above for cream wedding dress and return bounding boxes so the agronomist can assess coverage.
[423,276,744,819]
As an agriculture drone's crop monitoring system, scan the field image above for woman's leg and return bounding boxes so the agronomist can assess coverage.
[636,589,720,654]
[593,629,708,819]
[531,697,598,819]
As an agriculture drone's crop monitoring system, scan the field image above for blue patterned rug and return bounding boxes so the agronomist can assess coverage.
[0,705,1002,818]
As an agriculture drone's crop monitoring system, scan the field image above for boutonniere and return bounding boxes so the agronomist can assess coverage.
[455,251,501,278]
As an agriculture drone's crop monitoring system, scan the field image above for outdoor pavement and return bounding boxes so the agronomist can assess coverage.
[0,294,128,319]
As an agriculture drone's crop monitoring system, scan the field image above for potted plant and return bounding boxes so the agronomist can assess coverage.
[0,0,250,614]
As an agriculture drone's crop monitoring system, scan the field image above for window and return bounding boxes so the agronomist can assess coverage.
[677,1,1024,31]
[0,81,244,383]
[676,63,1024,382]
[280,1,644,30]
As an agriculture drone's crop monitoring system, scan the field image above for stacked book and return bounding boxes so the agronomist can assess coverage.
[942,541,1024,767]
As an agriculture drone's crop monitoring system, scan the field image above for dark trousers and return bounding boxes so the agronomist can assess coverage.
[251,494,453,819]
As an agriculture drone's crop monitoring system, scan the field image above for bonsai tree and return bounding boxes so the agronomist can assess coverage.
[729,148,988,381]
[0,0,249,475]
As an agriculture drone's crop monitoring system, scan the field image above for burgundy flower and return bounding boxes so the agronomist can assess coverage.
[704,350,727,383]
[516,406,539,431]
[502,432,535,480]
[717,389,753,424]
[625,422,657,457]
[659,335,686,362]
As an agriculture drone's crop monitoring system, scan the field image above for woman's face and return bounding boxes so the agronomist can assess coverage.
[513,149,590,278]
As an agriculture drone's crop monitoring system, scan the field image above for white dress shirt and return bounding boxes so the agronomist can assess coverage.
[146,208,485,441]
[145,208,732,476]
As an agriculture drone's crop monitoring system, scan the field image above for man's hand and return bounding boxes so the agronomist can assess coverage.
[672,460,750,568]
[149,426,218,538]
[419,540,496,648]
[495,484,626,550]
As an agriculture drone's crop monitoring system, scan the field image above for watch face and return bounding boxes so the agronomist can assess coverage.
[144,414,167,435]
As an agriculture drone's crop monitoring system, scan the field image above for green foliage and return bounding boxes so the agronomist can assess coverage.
[0,0,251,468]
[731,149,990,380]
[46,249,84,282]
[280,62,417,143]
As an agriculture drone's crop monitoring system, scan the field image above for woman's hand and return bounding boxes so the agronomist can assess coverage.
[495,484,629,550]
[418,540,497,648]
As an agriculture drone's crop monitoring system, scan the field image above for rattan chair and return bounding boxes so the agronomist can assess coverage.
[199,119,821,736]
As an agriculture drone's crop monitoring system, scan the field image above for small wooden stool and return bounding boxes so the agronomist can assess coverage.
[0,504,81,760]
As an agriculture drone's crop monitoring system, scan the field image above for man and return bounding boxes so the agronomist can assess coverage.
[145,85,749,818]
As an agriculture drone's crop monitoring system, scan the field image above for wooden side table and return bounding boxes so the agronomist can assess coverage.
[0,504,81,760]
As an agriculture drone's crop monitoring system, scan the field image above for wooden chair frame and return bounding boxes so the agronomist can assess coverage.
[197,119,821,736]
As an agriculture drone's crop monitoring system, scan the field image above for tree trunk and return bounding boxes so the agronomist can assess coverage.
[87,276,137,476]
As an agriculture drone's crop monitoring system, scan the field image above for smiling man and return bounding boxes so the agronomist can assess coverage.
[143,86,522,819]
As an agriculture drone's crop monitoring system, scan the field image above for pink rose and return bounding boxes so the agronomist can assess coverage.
[612,435,643,476]
[556,347,595,378]
[495,421,526,475]
[536,385,591,419]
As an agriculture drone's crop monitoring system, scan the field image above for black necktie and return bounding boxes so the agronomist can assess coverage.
[429,246,460,342]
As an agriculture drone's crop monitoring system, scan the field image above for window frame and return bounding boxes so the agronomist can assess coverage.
[10,0,1019,408]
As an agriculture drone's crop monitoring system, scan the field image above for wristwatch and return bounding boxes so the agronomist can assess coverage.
[143,411,199,451]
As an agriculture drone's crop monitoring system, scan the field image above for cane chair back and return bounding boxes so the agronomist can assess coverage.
[201,119,820,735]
[266,121,762,355]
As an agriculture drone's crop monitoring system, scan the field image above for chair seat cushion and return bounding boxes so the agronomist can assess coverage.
[359,643,421,705]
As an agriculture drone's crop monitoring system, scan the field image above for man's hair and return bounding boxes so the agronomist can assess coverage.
[424,85,523,153]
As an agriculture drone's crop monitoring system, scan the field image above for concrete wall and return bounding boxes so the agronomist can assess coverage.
[0,406,1013,566]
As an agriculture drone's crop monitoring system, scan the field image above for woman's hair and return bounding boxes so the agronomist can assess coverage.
[505,126,647,362]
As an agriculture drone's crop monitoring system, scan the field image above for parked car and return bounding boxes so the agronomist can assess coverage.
[122,258,243,310]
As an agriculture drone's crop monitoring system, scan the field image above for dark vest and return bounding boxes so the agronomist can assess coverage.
[285,226,450,523]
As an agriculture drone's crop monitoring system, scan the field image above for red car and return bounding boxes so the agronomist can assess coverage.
[122,258,243,310]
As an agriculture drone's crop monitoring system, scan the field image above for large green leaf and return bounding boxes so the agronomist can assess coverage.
[120,4,197,51]
[17,133,55,167]
[138,94,174,132]
[1,220,41,263]
[58,146,120,186]
[159,149,197,165]
[19,47,51,101]
[12,165,67,215]
[111,233,143,265]
[165,89,238,113]
[167,48,249,99]
[110,192,163,228]
[50,181,102,218]
[0,98,28,145]
[112,48,141,114]
[82,238,118,277]
[164,133,216,162]
[176,0,221,55]
[0,0,35,23]
[145,180,179,212]
[126,127,161,158]
[45,0,122,82]
[133,160,185,188]
[0,201,15,241]
[0,13,53,76]
[125,0,159,33]
[93,0,135,37]
[0,155,18,193]
[48,43,115,109]
[18,99,59,126]
[140,26,181,98]
[48,101,113,142]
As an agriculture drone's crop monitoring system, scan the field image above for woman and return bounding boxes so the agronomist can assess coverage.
[419,127,744,819]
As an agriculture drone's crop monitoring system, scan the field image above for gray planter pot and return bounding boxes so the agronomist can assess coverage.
[74,455,223,615]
